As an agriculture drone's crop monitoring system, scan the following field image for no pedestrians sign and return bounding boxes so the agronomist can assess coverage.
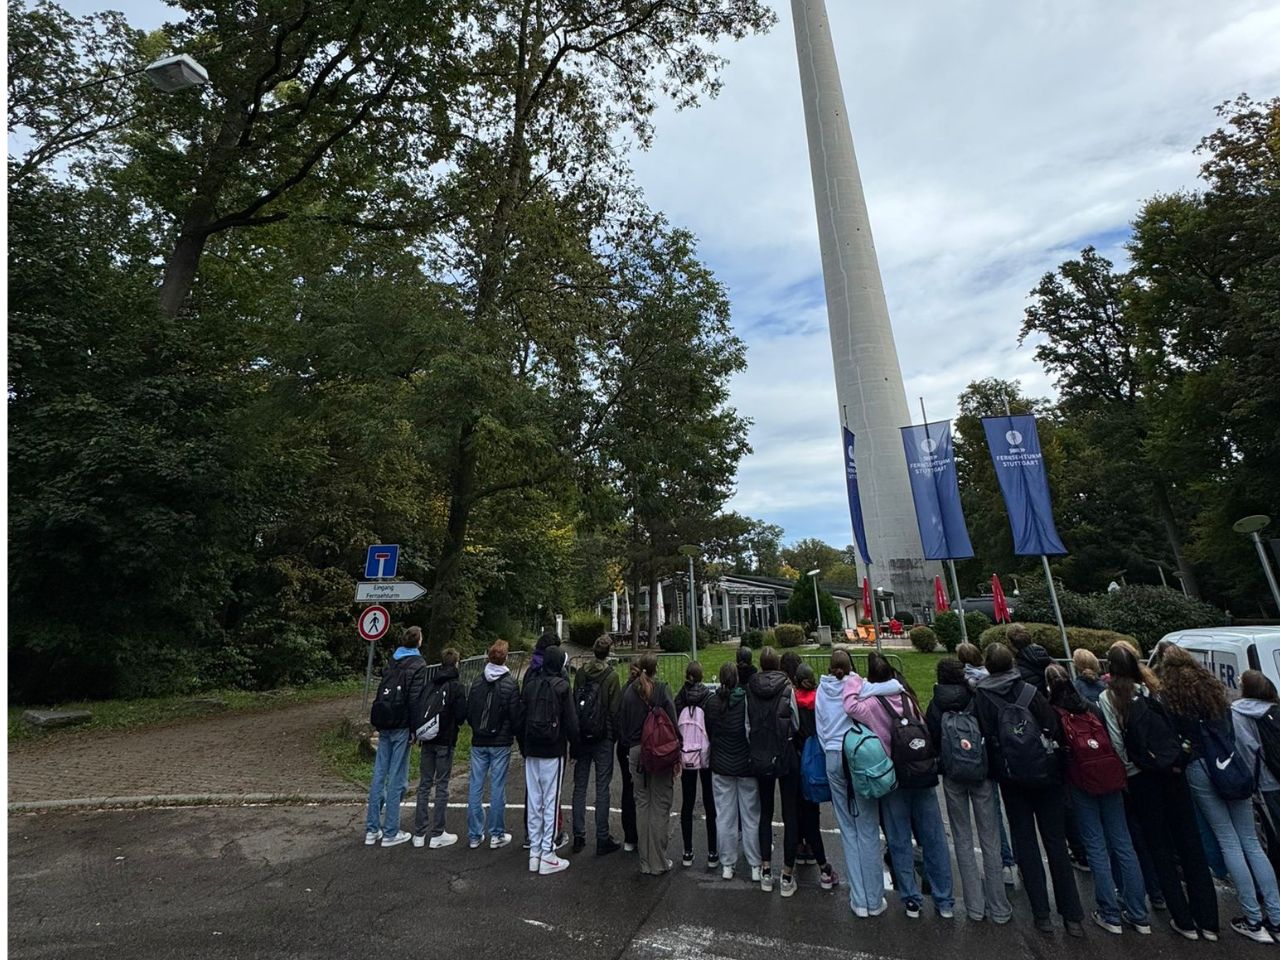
[357,605,391,643]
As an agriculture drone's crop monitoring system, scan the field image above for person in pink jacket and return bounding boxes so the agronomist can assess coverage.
[844,653,955,920]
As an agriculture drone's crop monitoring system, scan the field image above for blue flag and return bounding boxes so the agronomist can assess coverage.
[842,427,873,567]
[900,420,974,560]
[981,414,1067,556]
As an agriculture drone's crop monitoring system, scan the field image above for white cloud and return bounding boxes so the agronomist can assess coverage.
[630,0,1280,546]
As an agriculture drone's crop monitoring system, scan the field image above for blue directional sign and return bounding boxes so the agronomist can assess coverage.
[364,544,400,580]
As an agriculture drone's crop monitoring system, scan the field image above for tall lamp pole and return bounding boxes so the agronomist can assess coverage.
[679,545,700,661]
[807,568,823,632]
[1234,516,1280,615]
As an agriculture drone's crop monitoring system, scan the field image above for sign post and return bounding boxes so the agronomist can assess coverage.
[358,604,391,712]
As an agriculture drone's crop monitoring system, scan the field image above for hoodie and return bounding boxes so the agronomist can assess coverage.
[1015,644,1054,695]
[815,674,854,752]
[842,674,908,752]
[963,664,989,690]
[745,670,799,741]
[1233,698,1279,792]
[924,681,973,749]
[705,685,750,776]
[675,680,714,713]
[973,669,1061,783]
[577,657,623,741]
[794,687,818,744]
[528,632,560,676]
[468,662,524,748]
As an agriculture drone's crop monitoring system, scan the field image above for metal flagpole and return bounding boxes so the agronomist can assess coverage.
[1042,555,1075,676]
[920,396,967,645]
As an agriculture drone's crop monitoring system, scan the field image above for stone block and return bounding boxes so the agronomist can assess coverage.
[23,709,92,729]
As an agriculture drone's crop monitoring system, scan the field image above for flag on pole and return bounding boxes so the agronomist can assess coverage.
[862,577,873,622]
[621,587,630,633]
[656,581,666,628]
[981,414,1067,556]
[991,575,1011,624]
[934,576,950,612]
[899,420,974,560]
[842,427,873,567]
[610,591,619,633]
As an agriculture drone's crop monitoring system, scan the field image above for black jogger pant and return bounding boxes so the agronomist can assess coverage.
[680,766,717,856]
[1000,781,1084,923]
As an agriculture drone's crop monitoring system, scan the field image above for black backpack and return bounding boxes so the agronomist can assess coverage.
[1123,694,1185,773]
[991,685,1057,786]
[475,676,509,737]
[370,659,415,730]
[748,686,795,777]
[939,706,987,784]
[877,695,938,789]
[1255,705,1280,780]
[575,672,608,744]
[525,675,561,749]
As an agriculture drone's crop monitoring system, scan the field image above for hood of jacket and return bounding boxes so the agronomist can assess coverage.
[543,646,567,676]
[976,669,1023,698]
[484,662,510,682]
[677,680,713,709]
[1017,644,1053,671]
[581,658,613,682]
[432,666,460,686]
[722,685,746,708]
[931,682,972,713]
[1234,697,1275,719]
[747,669,791,700]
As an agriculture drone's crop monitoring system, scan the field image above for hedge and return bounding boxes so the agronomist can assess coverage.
[934,611,962,652]
[568,612,609,648]
[909,626,938,653]
[657,624,693,653]
[964,610,992,641]
[774,623,805,648]
[977,622,1139,659]
[742,628,774,650]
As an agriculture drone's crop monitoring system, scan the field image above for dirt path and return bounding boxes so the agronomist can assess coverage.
[7,695,361,803]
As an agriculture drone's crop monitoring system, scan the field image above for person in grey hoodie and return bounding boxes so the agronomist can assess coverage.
[571,635,623,856]
[817,649,886,918]
[1233,670,1280,830]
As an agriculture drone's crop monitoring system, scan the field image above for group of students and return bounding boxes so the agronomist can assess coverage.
[363,623,1280,944]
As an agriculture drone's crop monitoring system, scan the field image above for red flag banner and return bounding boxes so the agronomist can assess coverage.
[991,574,1011,624]
[934,576,950,613]
[862,578,873,622]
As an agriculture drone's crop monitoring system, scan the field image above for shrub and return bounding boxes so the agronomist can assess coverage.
[978,622,1139,659]
[698,621,728,646]
[1094,585,1222,653]
[741,628,775,650]
[933,611,962,652]
[909,626,938,653]
[568,612,609,648]
[774,623,806,648]
[964,610,992,642]
[785,573,843,632]
[897,610,915,627]
[1013,576,1103,629]
[657,623,693,653]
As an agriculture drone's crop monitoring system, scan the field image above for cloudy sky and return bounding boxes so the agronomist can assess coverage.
[62,0,1280,549]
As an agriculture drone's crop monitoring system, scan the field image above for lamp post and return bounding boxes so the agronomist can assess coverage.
[1234,515,1280,615]
[679,545,699,661]
[807,568,822,631]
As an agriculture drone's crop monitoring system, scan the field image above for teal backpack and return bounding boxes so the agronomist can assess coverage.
[842,721,897,803]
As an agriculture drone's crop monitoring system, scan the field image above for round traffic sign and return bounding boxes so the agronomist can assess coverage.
[358,605,391,642]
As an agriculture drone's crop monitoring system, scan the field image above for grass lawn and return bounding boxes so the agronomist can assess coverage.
[318,725,472,790]
[8,678,362,745]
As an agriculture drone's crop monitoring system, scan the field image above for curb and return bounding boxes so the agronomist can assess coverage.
[9,793,369,813]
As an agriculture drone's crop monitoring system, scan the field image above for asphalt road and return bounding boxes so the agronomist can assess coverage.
[8,805,1242,960]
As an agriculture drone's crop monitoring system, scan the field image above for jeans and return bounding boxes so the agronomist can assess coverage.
[680,766,717,856]
[1187,760,1280,926]
[825,749,884,913]
[882,786,954,912]
[943,777,1012,922]
[1001,782,1083,922]
[711,773,761,870]
[466,744,511,843]
[1194,796,1230,880]
[618,740,638,845]
[1071,786,1148,925]
[572,738,615,843]
[366,728,411,834]
[413,744,454,838]
[1124,771,1218,933]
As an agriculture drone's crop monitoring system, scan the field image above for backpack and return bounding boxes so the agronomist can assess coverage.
[1056,707,1127,796]
[475,676,509,738]
[524,675,561,749]
[748,686,795,777]
[841,722,896,801]
[369,659,415,730]
[640,702,681,774]
[1255,705,1280,780]
[415,680,449,742]
[940,707,987,784]
[1199,719,1255,801]
[1123,694,1185,773]
[801,735,831,803]
[991,685,1057,786]
[575,672,608,744]
[678,705,711,769]
[876,695,937,789]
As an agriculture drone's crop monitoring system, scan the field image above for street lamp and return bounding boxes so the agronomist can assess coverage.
[806,569,822,631]
[144,54,209,92]
[1234,515,1280,615]
[679,545,700,661]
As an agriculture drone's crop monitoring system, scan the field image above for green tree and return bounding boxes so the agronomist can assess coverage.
[780,538,843,578]
[785,571,842,633]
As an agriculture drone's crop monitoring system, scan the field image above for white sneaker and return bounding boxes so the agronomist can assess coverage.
[1002,865,1018,887]
[469,837,483,849]
[624,842,636,852]
[430,832,457,849]
[412,835,426,849]
[722,865,735,881]
[365,829,382,846]
[750,865,762,883]
[869,898,888,917]
[381,830,411,847]
[529,856,541,872]
[490,832,512,850]
[539,854,570,876]
[554,833,570,851]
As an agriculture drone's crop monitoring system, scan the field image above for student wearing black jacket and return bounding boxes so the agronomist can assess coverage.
[1008,624,1053,696]
[466,640,525,851]
[521,645,578,875]
[618,653,679,876]
[746,647,798,894]
[412,647,470,848]
[675,662,717,869]
[365,626,429,848]
[973,643,1083,937]
[706,662,762,882]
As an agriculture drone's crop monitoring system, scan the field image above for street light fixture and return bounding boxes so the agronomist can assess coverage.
[144,53,210,92]
[1234,515,1280,615]
[679,544,700,661]
[806,569,822,631]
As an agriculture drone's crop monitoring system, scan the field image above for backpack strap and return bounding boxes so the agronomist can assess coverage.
[1015,684,1036,710]
[876,694,902,722]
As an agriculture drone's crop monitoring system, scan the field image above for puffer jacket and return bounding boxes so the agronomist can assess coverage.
[973,669,1062,783]
[467,664,524,748]
[675,680,714,713]
[1016,644,1054,695]
[705,685,750,777]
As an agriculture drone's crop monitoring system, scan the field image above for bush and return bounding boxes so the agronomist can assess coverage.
[909,626,938,653]
[774,623,806,648]
[933,611,962,652]
[1094,585,1222,653]
[897,610,915,627]
[657,623,693,653]
[978,622,1139,659]
[785,573,843,632]
[741,628,775,650]
[698,621,728,646]
[1013,576,1103,629]
[568,612,609,648]
[964,610,992,642]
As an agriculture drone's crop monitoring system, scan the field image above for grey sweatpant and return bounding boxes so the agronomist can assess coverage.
[414,744,454,838]
[943,776,1013,922]
[712,773,761,870]
[630,745,676,875]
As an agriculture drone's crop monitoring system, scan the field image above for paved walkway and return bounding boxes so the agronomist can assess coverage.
[7,695,362,803]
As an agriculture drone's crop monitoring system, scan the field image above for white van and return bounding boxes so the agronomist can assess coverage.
[1157,626,1280,697]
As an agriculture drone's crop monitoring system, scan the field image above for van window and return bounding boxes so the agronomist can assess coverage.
[1189,647,1242,697]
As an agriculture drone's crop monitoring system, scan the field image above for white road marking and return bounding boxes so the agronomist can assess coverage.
[631,924,904,960]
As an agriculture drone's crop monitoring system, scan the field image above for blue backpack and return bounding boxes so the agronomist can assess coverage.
[842,722,896,802]
[801,736,831,803]
[1199,719,1255,802]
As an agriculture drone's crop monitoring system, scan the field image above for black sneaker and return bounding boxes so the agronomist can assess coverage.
[596,837,621,856]
[1231,917,1274,943]
[1266,920,1280,941]
[521,838,532,850]
[707,853,720,870]
[682,851,695,868]
[1065,920,1085,939]
[571,835,586,854]
[1034,916,1054,934]
[905,899,922,920]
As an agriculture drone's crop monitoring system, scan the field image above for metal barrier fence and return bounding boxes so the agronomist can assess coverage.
[797,651,903,677]
[568,652,692,691]
[423,651,529,689]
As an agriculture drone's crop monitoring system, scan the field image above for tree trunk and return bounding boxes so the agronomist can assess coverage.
[1152,480,1200,598]
[158,229,211,319]
[426,420,478,660]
